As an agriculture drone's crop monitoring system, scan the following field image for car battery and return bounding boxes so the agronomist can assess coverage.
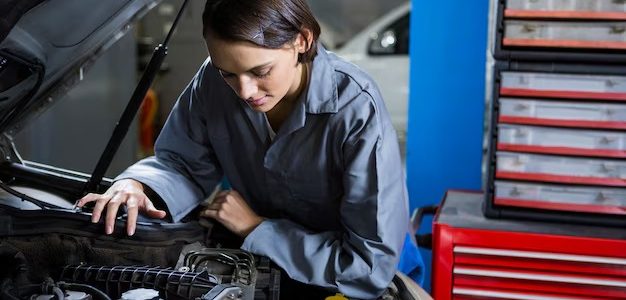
[485,62,626,226]
[432,190,626,300]
[494,0,626,63]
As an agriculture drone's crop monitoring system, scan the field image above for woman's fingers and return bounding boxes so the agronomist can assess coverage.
[215,190,230,198]
[105,191,126,234]
[201,208,219,219]
[206,195,226,210]
[199,190,263,237]
[76,193,100,207]
[144,199,167,219]
[75,179,157,236]
[126,196,141,236]
[91,194,112,223]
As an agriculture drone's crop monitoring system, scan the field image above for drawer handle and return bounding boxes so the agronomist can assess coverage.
[610,25,626,34]
[599,136,617,144]
[514,128,528,137]
[513,103,529,111]
[601,163,617,172]
[522,24,537,33]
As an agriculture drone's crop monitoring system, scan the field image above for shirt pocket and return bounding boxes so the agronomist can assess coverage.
[285,171,343,231]
[291,177,338,203]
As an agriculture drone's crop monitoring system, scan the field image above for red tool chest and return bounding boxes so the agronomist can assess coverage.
[433,190,626,299]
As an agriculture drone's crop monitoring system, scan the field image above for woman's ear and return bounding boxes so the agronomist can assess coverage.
[295,28,313,53]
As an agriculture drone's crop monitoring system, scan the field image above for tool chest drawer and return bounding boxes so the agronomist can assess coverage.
[497,124,626,158]
[505,0,626,18]
[495,0,626,62]
[494,180,626,214]
[504,20,626,50]
[500,71,626,102]
[496,151,626,187]
[485,64,626,225]
[498,98,626,130]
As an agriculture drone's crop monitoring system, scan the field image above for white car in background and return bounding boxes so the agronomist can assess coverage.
[335,2,411,158]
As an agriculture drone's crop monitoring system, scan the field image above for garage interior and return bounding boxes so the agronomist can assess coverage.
[1,0,625,299]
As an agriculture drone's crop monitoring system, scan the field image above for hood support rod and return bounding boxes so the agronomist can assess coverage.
[83,0,190,195]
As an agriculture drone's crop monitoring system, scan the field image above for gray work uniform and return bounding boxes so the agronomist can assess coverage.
[117,45,409,299]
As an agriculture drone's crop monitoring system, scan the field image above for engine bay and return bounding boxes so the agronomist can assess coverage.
[0,163,416,300]
[0,220,281,300]
[0,163,281,300]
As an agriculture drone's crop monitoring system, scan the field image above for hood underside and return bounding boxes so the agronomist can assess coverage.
[0,0,160,137]
[0,0,46,44]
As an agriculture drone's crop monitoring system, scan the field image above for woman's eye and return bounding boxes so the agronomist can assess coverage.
[254,69,271,78]
[220,70,235,78]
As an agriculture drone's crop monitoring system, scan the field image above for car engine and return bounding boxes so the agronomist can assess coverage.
[0,182,280,300]
[0,233,280,300]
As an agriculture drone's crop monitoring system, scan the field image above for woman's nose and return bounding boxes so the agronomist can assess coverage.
[237,76,258,100]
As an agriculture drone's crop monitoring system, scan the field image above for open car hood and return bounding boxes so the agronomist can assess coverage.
[0,0,160,137]
[0,2,430,298]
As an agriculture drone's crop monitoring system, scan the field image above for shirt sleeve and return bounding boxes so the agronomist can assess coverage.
[115,59,224,222]
[241,93,408,299]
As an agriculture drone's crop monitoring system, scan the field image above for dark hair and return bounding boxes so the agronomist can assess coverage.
[202,0,321,63]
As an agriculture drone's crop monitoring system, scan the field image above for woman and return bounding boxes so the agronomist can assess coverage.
[77,0,421,298]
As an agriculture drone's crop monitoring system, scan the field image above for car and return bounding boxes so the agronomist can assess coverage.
[0,1,280,299]
[335,2,411,159]
[0,1,430,299]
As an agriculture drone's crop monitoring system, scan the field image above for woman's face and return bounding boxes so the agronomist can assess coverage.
[205,33,307,113]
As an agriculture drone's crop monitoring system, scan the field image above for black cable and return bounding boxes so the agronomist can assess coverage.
[1,290,20,300]
[0,279,20,300]
[0,178,62,209]
[15,285,42,298]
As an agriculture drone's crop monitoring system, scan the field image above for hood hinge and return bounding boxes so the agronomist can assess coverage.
[0,133,23,164]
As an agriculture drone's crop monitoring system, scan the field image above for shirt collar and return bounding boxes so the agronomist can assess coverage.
[305,43,338,114]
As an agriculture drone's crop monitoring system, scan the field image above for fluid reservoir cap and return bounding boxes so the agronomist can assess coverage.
[325,293,349,300]
[34,291,89,300]
[65,291,90,300]
[120,288,160,300]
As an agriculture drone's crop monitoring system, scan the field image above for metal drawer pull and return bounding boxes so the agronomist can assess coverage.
[454,287,591,300]
[455,267,626,287]
[455,246,626,265]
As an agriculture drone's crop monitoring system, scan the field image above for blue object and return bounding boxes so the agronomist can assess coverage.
[407,0,489,292]
[397,233,425,286]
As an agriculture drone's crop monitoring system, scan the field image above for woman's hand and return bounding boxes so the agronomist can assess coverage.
[76,179,167,236]
[200,190,264,237]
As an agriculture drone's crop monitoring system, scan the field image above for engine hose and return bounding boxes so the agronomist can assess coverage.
[1,279,21,300]
[1,291,20,300]
[14,284,41,298]
[52,286,65,300]
[58,282,111,300]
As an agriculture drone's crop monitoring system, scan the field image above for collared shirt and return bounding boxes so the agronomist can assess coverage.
[263,113,277,141]
[117,45,411,299]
